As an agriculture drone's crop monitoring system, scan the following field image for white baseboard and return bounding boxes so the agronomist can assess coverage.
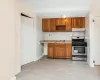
[90,64,95,68]
[88,62,94,68]
[11,76,16,80]
[44,53,47,55]
[34,54,44,61]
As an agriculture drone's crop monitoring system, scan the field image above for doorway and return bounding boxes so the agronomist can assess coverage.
[21,15,35,66]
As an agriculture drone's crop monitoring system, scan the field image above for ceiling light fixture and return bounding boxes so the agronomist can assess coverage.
[62,15,66,18]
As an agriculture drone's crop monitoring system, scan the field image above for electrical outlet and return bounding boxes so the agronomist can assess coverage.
[49,34,51,36]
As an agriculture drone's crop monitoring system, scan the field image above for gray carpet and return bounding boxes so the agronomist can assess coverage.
[16,57,100,80]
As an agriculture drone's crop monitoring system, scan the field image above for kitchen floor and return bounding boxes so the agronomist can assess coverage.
[16,57,100,80]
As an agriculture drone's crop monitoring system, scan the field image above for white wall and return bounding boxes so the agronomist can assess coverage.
[93,17,100,65]
[89,16,100,66]
[15,0,44,75]
[90,0,100,16]
[15,0,37,75]
[0,0,16,80]
[21,16,35,65]
[36,17,44,59]
[85,14,90,65]
[44,32,85,40]
[88,14,98,67]
[87,0,100,67]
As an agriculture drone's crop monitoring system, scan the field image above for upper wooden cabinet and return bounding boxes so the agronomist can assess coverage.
[50,18,56,32]
[42,17,85,32]
[55,18,66,25]
[55,18,72,32]
[65,18,72,31]
[72,17,85,28]
[42,19,50,32]
[42,18,56,32]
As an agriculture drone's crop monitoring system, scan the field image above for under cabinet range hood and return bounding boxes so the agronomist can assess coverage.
[72,28,86,32]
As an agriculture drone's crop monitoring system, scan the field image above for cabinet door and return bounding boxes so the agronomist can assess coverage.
[50,18,56,32]
[56,18,66,25]
[65,18,72,31]
[54,44,66,58]
[72,17,85,28]
[80,17,85,28]
[42,19,50,32]
[72,18,78,28]
[48,44,54,58]
[77,17,85,28]
[66,44,72,58]
[56,18,62,25]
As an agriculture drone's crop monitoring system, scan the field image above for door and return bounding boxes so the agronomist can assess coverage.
[48,44,54,58]
[54,44,66,58]
[21,16,34,65]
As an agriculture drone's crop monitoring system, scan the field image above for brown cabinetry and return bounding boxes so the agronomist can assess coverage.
[54,44,66,58]
[48,43,72,59]
[42,17,85,32]
[42,18,72,32]
[65,18,72,31]
[72,17,85,28]
[66,44,72,58]
[55,18,72,32]
[42,19,50,32]
[50,18,56,32]
[55,18,66,25]
[42,18,56,32]
[48,44,54,58]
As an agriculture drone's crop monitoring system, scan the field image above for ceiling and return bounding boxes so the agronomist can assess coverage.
[24,0,92,18]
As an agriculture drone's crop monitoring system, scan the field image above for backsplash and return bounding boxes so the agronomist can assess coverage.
[43,32,85,40]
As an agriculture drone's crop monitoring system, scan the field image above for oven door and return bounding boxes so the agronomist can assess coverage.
[72,46,85,55]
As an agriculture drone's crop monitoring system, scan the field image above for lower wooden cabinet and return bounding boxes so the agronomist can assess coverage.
[48,43,72,59]
[54,44,66,58]
[48,44,54,58]
[66,44,72,58]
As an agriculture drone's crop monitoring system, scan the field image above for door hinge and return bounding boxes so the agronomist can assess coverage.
[93,60,95,63]
[93,19,95,22]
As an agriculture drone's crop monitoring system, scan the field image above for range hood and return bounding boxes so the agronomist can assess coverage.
[72,28,86,32]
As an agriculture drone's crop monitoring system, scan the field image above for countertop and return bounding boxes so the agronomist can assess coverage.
[40,40,72,44]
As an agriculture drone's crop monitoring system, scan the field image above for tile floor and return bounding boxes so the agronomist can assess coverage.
[16,57,100,80]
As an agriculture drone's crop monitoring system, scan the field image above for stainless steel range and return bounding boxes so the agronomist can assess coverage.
[72,37,87,61]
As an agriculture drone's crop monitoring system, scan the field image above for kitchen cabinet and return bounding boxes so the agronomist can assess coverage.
[42,19,50,32]
[65,18,72,31]
[42,18,56,32]
[50,18,56,32]
[66,44,72,58]
[55,18,66,25]
[48,43,72,59]
[42,17,85,32]
[72,17,85,28]
[48,44,54,58]
[54,44,66,58]
[55,18,72,32]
